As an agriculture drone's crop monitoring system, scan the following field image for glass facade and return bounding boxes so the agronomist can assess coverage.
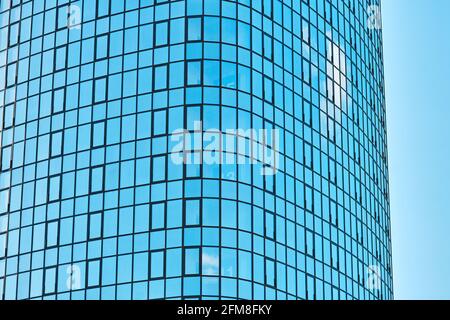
[0,0,393,300]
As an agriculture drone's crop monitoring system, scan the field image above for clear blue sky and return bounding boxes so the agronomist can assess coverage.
[382,0,450,299]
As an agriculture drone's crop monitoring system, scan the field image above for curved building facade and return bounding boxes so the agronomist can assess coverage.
[0,0,393,300]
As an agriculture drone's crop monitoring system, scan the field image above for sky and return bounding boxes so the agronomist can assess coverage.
[382,0,450,299]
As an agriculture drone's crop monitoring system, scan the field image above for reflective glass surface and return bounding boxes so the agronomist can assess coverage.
[0,0,392,300]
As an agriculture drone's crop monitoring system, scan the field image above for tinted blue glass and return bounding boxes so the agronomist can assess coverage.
[0,0,392,300]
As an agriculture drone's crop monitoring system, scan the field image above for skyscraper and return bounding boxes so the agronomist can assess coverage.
[0,0,393,300]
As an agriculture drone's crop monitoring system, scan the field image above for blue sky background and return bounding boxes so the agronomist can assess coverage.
[382,0,450,299]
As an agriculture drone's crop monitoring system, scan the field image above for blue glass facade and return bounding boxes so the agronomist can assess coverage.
[0,0,392,300]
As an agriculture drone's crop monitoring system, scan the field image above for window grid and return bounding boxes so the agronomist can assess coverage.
[0,0,392,300]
